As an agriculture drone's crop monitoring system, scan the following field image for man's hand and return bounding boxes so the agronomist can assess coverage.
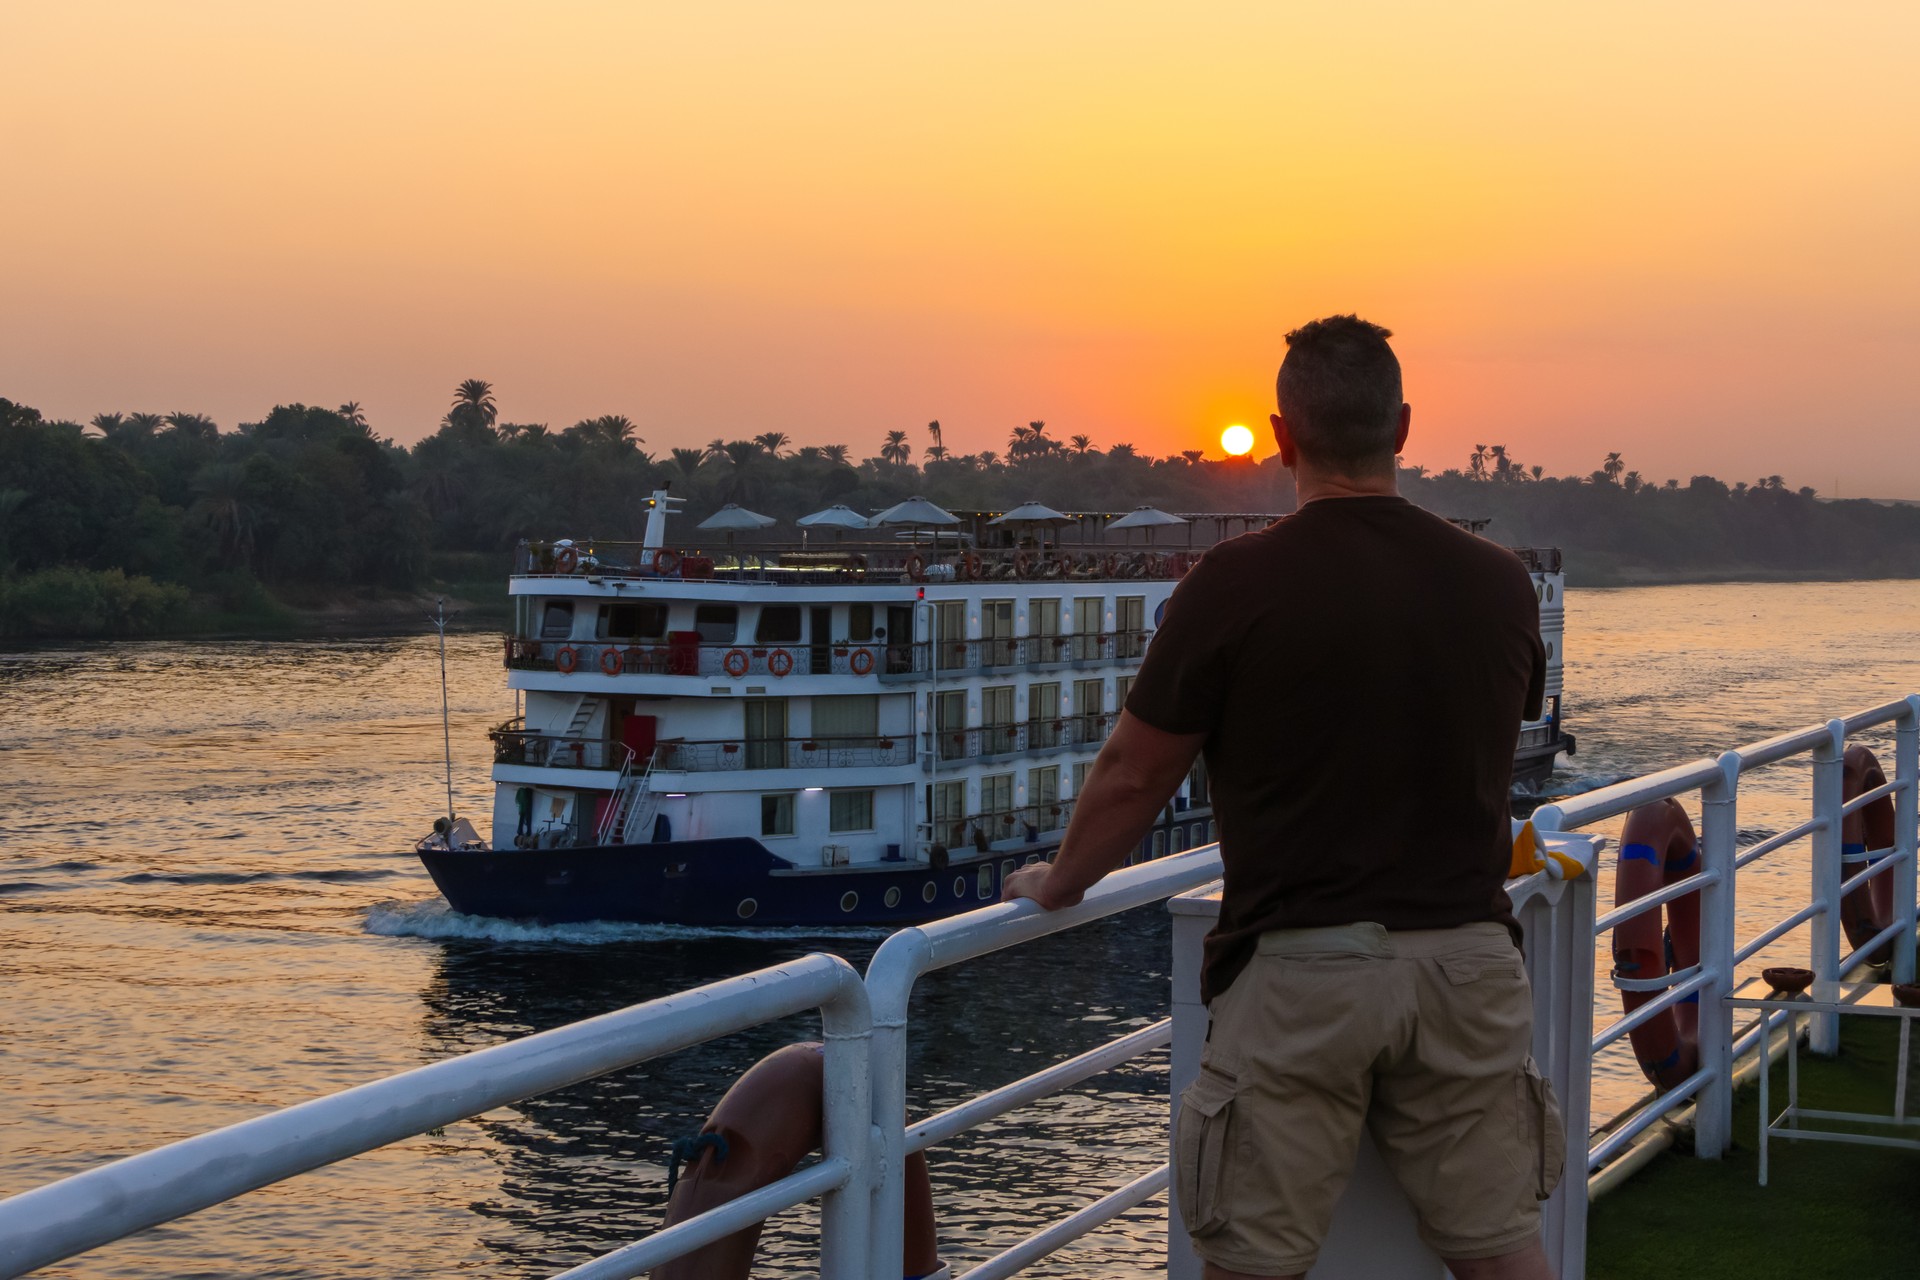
[1000,860,1083,911]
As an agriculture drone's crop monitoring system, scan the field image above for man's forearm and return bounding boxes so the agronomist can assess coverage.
[1042,752,1184,903]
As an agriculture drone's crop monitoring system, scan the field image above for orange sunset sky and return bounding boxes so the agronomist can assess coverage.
[4,3,1918,495]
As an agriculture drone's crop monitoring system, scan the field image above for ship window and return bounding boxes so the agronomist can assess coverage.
[756,605,801,643]
[760,793,795,837]
[1152,831,1166,857]
[541,601,575,639]
[848,603,874,642]
[884,886,901,908]
[694,605,738,643]
[600,602,667,640]
[830,789,874,833]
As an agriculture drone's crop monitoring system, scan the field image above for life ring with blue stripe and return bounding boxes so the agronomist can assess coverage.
[1840,744,1896,963]
[1611,798,1702,1089]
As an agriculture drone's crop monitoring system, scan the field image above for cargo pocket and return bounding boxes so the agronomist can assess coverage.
[1517,1056,1566,1201]
[1175,1062,1239,1238]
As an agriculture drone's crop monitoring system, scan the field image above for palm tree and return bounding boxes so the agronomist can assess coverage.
[796,445,822,462]
[338,402,368,429]
[86,413,125,441]
[1008,423,1035,460]
[753,431,790,456]
[821,444,851,466]
[1623,470,1643,494]
[1470,444,1489,479]
[517,423,553,445]
[1027,420,1052,454]
[704,437,729,462]
[1107,443,1137,460]
[926,420,945,461]
[446,379,498,438]
[1531,465,1545,481]
[1401,463,1429,480]
[164,412,219,442]
[126,412,166,439]
[669,446,706,478]
[190,463,258,567]
[1489,444,1509,480]
[581,414,640,448]
[977,450,1000,469]
[1603,451,1625,484]
[881,430,912,466]
[719,440,760,503]
[1070,434,1094,456]
[1180,449,1204,466]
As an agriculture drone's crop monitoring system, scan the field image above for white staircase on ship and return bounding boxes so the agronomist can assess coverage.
[596,753,661,846]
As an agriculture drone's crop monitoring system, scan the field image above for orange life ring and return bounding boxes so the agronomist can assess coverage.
[1612,799,1702,1089]
[723,648,750,678]
[555,645,580,674]
[1841,745,1896,961]
[553,545,580,574]
[1102,554,1119,577]
[848,646,874,675]
[1013,550,1032,578]
[599,646,624,676]
[961,552,982,581]
[652,548,680,576]
[768,648,794,677]
[905,554,926,583]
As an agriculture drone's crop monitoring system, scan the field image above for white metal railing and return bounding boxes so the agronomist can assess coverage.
[1528,696,1920,1178]
[0,955,874,1280]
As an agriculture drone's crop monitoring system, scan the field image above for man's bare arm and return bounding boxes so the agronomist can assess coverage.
[1001,711,1208,910]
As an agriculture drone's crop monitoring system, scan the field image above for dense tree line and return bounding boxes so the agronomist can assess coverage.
[5,383,1920,636]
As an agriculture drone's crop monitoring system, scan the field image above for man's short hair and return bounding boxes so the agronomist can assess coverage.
[1276,315,1403,470]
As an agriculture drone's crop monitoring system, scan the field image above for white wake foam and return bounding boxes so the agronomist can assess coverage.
[364,898,891,944]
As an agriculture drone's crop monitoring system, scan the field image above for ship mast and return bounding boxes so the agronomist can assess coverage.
[429,597,457,835]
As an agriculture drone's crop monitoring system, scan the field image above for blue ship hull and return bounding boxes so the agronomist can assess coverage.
[418,824,1210,928]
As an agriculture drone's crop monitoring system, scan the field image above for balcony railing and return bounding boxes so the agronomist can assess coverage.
[488,730,634,772]
[927,713,1114,762]
[514,538,1203,584]
[926,798,1077,852]
[652,734,915,773]
[504,634,1151,679]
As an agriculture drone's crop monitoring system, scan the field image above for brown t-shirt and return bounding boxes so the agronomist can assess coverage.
[1125,495,1545,1001]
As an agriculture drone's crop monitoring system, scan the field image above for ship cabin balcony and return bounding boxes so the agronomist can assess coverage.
[924,712,1114,769]
[502,632,1153,683]
[925,798,1078,856]
[651,734,914,772]
[488,730,635,787]
[513,538,1201,586]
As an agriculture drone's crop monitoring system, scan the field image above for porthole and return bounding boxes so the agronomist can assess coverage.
[953,876,967,898]
[923,881,938,904]
[840,891,859,913]
[884,886,902,908]
[737,898,758,919]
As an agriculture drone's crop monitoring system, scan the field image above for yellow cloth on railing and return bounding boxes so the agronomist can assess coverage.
[1510,821,1588,881]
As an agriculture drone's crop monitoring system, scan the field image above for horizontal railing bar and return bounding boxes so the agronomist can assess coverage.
[1730,723,1836,771]
[1842,778,1905,815]
[1840,851,1907,896]
[1587,1065,1714,1171]
[1735,902,1827,965]
[1593,869,1718,934]
[1612,963,1703,994]
[960,1164,1171,1280]
[1736,817,1826,869]
[906,1021,1172,1155]
[548,1157,850,1280]
[1594,969,1714,1053]
[0,955,865,1280]
[1841,699,1915,734]
[1548,758,1725,829]
[1840,920,1908,975]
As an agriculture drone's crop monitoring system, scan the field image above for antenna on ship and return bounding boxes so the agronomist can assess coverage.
[429,597,458,837]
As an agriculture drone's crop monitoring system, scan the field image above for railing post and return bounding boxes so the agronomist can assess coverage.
[818,977,875,1280]
[1810,720,1847,1054]
[864,930,930,1280]
[1693,752,1740,1158]
[1894,696,1920,985]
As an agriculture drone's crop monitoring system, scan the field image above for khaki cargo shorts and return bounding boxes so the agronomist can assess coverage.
[1175,922,1564,1275]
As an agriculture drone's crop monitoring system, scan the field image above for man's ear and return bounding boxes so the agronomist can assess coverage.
[1394,403,1412,456]
[1271,412,1297,469]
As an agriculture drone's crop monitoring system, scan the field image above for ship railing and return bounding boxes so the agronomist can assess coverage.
[0,955,877,1280]
[489,730,636,773]
[512,537,1200,584]
[1525,695,1920,1185]
[922,799,1079,854]
[879,631,1153,679]
[926,713,1115,763]
[650,734,916,773]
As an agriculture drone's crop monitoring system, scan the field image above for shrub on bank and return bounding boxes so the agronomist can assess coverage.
[0,567,191,638]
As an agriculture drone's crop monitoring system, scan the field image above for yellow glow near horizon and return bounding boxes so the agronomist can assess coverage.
[2,4,1919,494]
[1221,425,1255,457]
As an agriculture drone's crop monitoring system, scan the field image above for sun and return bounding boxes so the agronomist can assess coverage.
[1221,424,1255,456]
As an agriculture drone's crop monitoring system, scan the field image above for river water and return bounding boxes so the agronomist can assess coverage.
[4,579,1918,1278]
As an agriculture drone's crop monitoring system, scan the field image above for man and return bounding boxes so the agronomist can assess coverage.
[1002,315,1560,1280]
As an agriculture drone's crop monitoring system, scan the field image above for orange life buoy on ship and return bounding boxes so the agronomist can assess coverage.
[1612,799,1703,1089]
[723,648,750,678]
[849,647,874,675]
[905,554,926,583]
[555,645,580,675]
[654,1042,942,1280]
[553,545,580,574]
[1841,744,1897,963]
[652,547,681,577]
[1013,550,1032,578]
[961,552,982,581]
[767,648,794,677]
[1102,553,1119,578]
[599,646,623,677]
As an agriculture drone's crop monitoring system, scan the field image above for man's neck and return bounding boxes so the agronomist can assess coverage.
[1292,466,1399,507]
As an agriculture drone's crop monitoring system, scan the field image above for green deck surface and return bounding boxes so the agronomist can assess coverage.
[1588,1012,1920,1279]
